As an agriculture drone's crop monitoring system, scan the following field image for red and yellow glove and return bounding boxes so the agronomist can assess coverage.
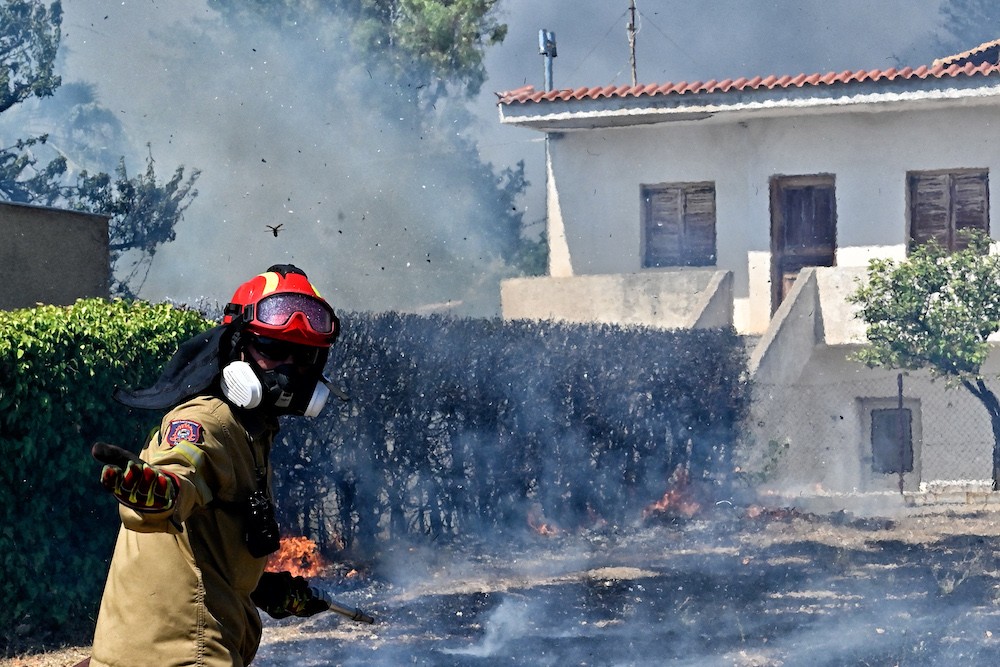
[92,441,180,513]
[251,571,329,619]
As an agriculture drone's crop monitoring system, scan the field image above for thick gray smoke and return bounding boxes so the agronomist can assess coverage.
[45,0,956,317]
[56,1,524,316]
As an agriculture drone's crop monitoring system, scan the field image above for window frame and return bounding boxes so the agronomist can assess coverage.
[768,173,838,313]
[640,181,717,269]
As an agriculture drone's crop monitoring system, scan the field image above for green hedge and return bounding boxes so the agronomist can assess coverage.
[0,299,211,649]
[272,312,751,558]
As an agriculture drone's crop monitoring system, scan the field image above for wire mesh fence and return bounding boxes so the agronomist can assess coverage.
[742,368,996,499]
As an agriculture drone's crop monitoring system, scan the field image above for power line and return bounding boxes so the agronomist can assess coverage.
[565,8,630,84]
[637,6,702,71]
[563,3,706,89]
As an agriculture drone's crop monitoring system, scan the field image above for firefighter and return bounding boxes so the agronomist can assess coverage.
[85,264,339,667]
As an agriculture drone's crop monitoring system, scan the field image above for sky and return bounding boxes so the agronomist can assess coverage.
[36,0,972,317]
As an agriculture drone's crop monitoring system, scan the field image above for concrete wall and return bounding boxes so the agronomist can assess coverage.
[0,201,110,309]
[747,266,998,496]
[501,269,733,330]
[540,104,1000,334]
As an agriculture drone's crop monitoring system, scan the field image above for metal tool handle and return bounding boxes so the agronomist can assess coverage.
[312,587,375,624]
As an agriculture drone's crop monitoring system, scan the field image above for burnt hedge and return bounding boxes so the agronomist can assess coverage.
[271,312,750,558]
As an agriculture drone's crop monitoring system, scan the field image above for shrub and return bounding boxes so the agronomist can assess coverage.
[0,298,210,650]
[273,313,750,558]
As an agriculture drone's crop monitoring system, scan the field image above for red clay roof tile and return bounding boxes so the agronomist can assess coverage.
[496,60,1000,106]
[934,38,1000,67]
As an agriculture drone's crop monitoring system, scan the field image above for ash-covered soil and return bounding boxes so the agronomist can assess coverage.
[255,505,1000,666]
[8,505,1000,666]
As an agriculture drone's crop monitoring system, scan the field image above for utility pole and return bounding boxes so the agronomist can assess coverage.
[539,29,557,91]
[628,0,637,86]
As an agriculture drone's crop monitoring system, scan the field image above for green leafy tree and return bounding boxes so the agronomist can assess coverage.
[848,232,1000,486]
[0,0,63,202]
[378,0,507,100]
[0,0,199,296]
[212,0,505,101]
[0,0,61,114]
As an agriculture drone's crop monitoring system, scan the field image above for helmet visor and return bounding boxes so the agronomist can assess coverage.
[255,293,337,335]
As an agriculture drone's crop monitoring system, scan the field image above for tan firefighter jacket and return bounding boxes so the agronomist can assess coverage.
[90,395,279,667]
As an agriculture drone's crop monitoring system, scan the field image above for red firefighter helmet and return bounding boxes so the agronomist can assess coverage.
[222,265,339,348]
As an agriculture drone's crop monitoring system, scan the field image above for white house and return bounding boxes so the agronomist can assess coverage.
[496,40,1000,506]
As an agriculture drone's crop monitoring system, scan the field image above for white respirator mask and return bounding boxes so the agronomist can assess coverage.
[220,360,330,417]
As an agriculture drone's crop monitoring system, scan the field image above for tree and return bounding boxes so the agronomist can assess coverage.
[0,0,61,114]
[71,147,200,297]
[0,0,199,296]
[0,0,63,203]
[848,232,1000,486]
[378,0,507,100]
[211,0,506,102]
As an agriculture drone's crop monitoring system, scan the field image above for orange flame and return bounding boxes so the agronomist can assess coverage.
[642,467,701,520]
[527,506,561,536]
[642,490,701,520]
[265,536,327,577]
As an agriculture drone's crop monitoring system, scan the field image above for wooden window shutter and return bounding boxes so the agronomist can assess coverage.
[643,182,716,268]
[952,171,989,249]
[644,186,683,267]
[682,183,717,266]
[909,169,989,251]
[909,172,951,248]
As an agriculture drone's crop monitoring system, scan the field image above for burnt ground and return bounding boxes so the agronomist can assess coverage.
[251,505,1000,667]
[7,505,1000,666]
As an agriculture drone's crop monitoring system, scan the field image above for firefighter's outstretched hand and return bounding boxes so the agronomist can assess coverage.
[92,441,179,513]
[252,571,329,619]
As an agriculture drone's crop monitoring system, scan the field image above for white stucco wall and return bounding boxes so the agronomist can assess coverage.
[746,266,999,497]
[750,346,996,496]
[501,269,732,330]
[544,103,1000,334]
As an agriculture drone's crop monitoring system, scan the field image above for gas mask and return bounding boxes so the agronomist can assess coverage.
[221,359,331,417]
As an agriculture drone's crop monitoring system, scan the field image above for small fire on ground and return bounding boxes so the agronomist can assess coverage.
[642,467,701,521]
[266,535,365,582]
[266,536,327,577]
[527,505,561,536]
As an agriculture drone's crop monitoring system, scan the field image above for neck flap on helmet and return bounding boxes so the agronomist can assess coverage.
[113,323,239,411]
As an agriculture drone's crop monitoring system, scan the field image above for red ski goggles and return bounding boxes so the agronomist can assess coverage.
[229,293,338,339]
[256,293,336,334]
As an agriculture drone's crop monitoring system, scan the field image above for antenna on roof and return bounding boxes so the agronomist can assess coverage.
[628,0,638,86]
[539,29,557,91]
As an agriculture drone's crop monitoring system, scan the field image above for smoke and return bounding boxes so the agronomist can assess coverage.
[440,597,541,658]
[47,0,960,319]
[255,510,1000,666]
[55,1,523,316]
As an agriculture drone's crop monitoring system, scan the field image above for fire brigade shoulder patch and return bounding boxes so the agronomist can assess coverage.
[165,419,203,448]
